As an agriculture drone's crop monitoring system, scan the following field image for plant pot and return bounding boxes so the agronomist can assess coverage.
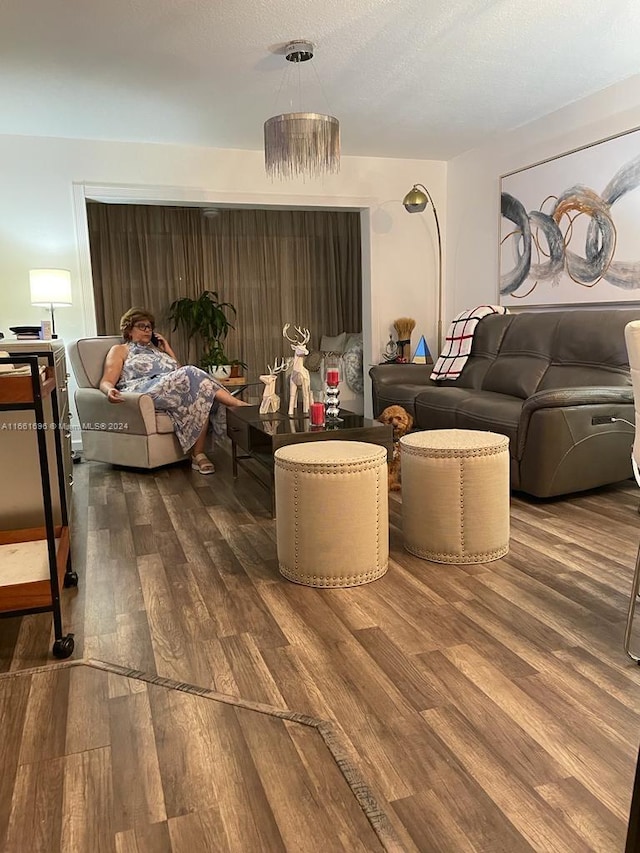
[208,365,231,379]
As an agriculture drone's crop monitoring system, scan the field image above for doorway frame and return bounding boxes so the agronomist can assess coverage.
[72,182,377,415]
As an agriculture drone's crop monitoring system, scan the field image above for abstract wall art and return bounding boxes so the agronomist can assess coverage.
[500,127,640,307]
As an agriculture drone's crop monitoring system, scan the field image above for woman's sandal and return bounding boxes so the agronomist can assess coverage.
[191,452,215,475]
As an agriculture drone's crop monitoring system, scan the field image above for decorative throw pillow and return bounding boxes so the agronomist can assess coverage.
[305,350,323,372]
[343,339,364,393]
[320,332,347,354]
[344,332,363,353]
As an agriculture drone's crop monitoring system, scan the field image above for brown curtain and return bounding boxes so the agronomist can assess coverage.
[87,203,361,384]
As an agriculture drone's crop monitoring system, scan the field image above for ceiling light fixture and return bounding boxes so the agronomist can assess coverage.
[264,40,340,180]
[402,184,443,353]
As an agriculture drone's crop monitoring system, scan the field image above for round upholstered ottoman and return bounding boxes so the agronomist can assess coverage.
[274,440,389,587]
[400,429,510,564]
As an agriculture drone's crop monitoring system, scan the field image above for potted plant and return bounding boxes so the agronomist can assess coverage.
[200,340,232,378]
[228,358,248,379]
[201,349,247,381]
[168,290,241,376]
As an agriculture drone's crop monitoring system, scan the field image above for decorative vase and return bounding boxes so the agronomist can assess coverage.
[324,355,343,422]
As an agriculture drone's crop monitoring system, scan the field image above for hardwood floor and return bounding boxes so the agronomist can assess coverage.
[0,660,388,852]
[1,440,640,851]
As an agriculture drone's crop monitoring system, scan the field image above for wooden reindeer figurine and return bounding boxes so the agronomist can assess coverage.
[259,357,286,414]
[283,324,311,416]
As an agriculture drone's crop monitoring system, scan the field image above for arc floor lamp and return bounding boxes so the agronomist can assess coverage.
[402,184,443,354]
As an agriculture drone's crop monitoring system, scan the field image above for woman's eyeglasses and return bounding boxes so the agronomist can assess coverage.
[133,322,153,332]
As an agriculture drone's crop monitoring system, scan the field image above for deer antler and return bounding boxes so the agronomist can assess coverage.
[294,326,310,345]
[268,357,287,374]
[283,323,310,346]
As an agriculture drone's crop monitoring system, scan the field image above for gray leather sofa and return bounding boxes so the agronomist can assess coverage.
[370,309,639,498]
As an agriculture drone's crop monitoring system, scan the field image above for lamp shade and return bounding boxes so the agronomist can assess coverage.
[29,269,72,306]
[264,112,340,180]
[402,186,429,213]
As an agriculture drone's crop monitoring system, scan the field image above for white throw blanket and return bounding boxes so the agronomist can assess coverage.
[430,305,508,381]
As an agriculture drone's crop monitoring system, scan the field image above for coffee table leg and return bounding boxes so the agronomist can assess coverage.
[232,440,238,478]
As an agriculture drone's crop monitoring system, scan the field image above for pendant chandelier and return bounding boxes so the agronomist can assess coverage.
[264,41,340,180]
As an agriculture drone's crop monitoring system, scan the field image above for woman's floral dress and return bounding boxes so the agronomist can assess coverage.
[116,342,226,452]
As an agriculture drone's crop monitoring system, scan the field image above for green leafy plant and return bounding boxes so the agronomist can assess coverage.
[229,357,248,370]
[168,291,238,369]
[199,341,230,371]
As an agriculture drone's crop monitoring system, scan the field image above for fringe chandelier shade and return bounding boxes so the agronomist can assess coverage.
[264,112,340,180]
[264,40,340,180]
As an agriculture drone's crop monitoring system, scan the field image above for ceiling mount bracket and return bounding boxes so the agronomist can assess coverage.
[285,41,314,63]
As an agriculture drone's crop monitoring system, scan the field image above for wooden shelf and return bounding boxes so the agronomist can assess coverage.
[218,376,247,386]
[0,525,70,611]
[0,344,75,656]
[0,366,54,404]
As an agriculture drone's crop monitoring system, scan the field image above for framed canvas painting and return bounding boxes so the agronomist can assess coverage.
[499,126,640,307]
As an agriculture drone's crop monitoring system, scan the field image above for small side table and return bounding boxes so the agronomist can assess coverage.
[218,375,249,397]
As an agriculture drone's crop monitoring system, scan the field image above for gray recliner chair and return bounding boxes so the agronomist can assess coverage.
[68,336,186,469]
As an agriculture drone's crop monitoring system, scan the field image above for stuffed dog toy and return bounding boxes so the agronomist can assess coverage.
[378,405,414,490]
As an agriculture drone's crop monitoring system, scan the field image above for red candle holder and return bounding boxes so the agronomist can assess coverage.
[326,369,340,387]
[310,401,325,426]
[323,356,343,422]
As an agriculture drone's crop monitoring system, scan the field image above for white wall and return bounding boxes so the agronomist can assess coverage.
[447,73,640,316]
[0,135,446,422]
[6,68,636,433]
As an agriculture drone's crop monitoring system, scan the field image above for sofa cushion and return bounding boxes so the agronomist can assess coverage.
[414,386,478,427]
[344,332,363,353]
[415,388,522,455]
[480,314,557,398]
[320,332,347,354]
[482,354,550,399]
[537,310,632,390]
[377,382,433,417]
[540,363,631,390]
[454,393,523,455]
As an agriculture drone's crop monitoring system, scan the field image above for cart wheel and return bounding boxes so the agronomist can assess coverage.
[63,571,79,588]
[52,635,75,659]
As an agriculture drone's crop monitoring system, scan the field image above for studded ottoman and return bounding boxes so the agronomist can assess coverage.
[274,440,389,587]
[400,429,510,564]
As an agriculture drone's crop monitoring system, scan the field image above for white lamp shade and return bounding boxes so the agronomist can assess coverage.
[29,268,72,307]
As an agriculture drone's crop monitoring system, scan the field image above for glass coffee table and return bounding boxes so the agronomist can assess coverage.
[226,406,393,513]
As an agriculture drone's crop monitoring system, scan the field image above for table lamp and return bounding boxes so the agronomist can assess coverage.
[29,269,72,339]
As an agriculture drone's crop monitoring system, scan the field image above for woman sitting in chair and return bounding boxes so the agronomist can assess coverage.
[99,307,247,474]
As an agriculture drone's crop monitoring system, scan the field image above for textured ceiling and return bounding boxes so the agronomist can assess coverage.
[1,0,639,160]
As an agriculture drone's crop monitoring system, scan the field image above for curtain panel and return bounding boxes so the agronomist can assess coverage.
[87,203,362,385]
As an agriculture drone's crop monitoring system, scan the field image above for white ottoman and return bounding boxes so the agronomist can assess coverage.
[274,441,388,587]
[400,429,510,564]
